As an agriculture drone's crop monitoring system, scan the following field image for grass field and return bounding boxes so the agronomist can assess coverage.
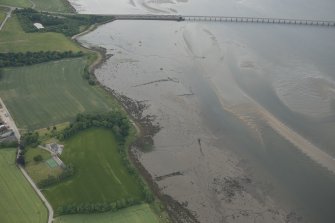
[0,148,47,223]
[33,0,74,12]
[0,58,118,130]
[43,128,143,209]
[0,0,31,8]
[25,147,62,183]
[0,7,7,22]
[55,204,161,223]
[0,15,81,52]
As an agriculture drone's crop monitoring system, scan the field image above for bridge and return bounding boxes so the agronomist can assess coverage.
[113,14,184,21]
[111,14,335,27]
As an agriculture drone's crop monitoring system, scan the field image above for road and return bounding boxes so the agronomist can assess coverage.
[0,97,20,140]
[0,98,54,223]
[19,166,54,223]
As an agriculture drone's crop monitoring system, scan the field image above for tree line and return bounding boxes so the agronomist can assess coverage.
[16,132,40,166]
[57,112,130,142]
[56,198,142,215]
[37,164,75,188]
[20,131,40,147]
[0,140,18,148]
[15,8,114,36]
[55,113,154,208]
[0,51,84,68]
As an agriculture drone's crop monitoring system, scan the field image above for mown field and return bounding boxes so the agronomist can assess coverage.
[0,148,47,223]
[0,0,31,8]
[43,128,143,209]
[55,204,161,223]
[0,15,81,52]
[33,0,74,12]
[0,58,118,130]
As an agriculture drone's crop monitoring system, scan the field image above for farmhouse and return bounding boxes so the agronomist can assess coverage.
[46,143,64,155]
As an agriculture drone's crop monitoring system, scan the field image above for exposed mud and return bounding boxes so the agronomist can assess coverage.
[129,146,200,223]
[75,1,335,221]
[78,21,308,223]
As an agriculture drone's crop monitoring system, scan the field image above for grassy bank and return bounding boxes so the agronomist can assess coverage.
[0,58,118,130]
[0,0,31,8]
[0,148,47,223]
[0,0,73,12]
[0,7,7,22]
[0,15,81,52]
[55,203,161,223]
[33,0,74,13]
[44,128,143,209]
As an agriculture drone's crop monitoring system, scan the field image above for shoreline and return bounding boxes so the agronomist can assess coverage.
[74,20,309,223]
[72,21,200,222]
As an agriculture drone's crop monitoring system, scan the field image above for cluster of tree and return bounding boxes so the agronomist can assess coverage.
[56,198,141,215]
[142,185,154,203]
[15,8,114,36]
[115,142,154,203]
[0,51,84,68]
[0,140,18,148]
[37,164,75,188]
[33,154,43,162]
[16,153,25,166]
[20,132,39,147]
[57,112,130,142]
[16,144,26,166]
[82,66,96,85]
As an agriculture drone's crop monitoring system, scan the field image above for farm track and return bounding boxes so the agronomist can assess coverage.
[19,166,54,223]
[27,0,36,9]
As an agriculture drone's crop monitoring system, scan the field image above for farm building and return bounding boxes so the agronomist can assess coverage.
[47,143,64,155]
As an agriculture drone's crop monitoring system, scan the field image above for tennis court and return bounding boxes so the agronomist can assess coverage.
[46,158,58,168]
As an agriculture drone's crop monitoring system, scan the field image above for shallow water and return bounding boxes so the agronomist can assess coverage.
[75,0,335,222]
[69,0,335,19]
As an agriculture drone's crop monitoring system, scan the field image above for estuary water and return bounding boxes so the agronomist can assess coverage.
[72,0,335,222]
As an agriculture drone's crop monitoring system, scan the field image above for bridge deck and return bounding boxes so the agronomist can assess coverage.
[184,16,335,27]
[110,14,335,27]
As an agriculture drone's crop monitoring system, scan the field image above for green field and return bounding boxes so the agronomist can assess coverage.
[33,0,74,12]
[43,128,143,209]
[0,0,31,8]
[0,148,47,223]
[0,7,7,22]
[0,58,118,130]
[0,15,81,52]
[55,204,161,223]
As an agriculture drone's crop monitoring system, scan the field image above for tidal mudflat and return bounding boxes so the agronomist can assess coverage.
[73,0,335,222]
